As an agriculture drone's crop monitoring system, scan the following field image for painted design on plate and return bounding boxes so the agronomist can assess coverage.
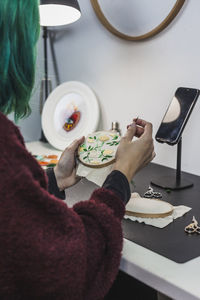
[78,131,120,167]
[63,103,81,132]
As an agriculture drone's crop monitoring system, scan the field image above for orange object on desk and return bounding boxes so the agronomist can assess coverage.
[38,161,49,166]
[45,155,58,159]
[49,159,59,164]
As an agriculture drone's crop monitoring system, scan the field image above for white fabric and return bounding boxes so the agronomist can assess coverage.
[77,162,113,186]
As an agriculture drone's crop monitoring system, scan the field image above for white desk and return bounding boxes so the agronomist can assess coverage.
[26,141,62,158]
[121,239,200,300]
[26,141,200,300]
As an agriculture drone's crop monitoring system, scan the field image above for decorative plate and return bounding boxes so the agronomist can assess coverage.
[42,81,100,150]
[78,131,120,168]
[126,193,173,218]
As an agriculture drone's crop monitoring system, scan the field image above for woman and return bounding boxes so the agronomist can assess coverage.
[0,1,155,299]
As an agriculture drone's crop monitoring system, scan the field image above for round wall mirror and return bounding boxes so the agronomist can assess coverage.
[91,0,185,41]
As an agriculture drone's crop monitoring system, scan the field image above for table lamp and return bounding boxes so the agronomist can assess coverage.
[39,0,81,142]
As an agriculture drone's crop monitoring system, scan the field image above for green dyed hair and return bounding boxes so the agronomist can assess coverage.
[0,0,40,121]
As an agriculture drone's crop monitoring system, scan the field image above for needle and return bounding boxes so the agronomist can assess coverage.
[135,116,139,123]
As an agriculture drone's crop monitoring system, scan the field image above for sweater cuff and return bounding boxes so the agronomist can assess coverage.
[45,168,66,200]
[102,170,131,205]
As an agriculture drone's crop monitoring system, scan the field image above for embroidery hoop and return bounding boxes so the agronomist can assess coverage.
[126,194,173,218]
[91,0,185,41]
[78,131,120,168]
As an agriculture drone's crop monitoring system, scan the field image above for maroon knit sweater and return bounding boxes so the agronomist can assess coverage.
[0,112,125,300]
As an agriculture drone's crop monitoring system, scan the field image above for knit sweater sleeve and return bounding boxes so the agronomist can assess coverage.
[0,114,126,300]
[45,167,66,200]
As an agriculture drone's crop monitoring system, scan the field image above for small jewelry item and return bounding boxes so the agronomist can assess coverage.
[184,216,200,234]
[143,186,162,199]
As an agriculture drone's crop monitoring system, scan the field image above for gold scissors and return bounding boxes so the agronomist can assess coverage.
[184,216,200,234]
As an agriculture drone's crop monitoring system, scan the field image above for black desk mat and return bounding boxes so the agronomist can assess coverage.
[122,163,200,263]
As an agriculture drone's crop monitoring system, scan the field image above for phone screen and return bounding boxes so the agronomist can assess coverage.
[155,87,199,145]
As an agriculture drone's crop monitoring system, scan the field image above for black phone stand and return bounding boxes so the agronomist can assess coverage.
[151,138,193,190]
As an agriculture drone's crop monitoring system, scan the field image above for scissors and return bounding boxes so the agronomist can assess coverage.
[185,216,200,234]
[143,186,162,199]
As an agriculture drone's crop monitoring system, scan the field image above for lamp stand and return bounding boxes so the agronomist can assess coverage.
[40,26,52,142]
[151,138,193,190]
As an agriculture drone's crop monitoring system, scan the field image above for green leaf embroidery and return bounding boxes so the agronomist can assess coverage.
[98,152,103,158]
[108,141,119,146]
[112,135,118,140]
[102,157,108,162]
[106,141,119,146]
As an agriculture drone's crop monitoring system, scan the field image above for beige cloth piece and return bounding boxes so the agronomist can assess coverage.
[76,162,113,186]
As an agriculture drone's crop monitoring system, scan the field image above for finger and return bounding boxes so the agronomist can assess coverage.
[127,120,145,138]
[68,136,85,152]
[75,175,83,183]
[152,151,156,160]
[123,122,137,141]
[135,121,152,139]
[143,122,153,137]
[131,121,152,139]
[133,118,152,137]
[133,118,148,128]
[135,126,144,138]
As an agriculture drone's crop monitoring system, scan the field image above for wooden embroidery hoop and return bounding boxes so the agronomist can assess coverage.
[78,158,115,168]
[125,195,174,218]
[78,131,119,168]
[90,0,185,41]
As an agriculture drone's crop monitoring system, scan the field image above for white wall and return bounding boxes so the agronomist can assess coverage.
[16,0,200,176]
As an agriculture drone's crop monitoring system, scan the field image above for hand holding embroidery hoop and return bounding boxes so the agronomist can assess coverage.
[77,130,120,186]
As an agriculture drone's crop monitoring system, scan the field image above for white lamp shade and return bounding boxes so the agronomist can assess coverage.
[39,1,81,26]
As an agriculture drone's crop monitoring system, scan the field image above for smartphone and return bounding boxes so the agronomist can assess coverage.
[155,87,200,145]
